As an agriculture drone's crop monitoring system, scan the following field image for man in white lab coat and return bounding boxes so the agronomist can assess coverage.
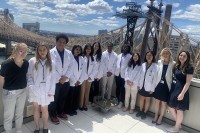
[101,42,117,100]
[48,34,73,125]
[115,44,132,108]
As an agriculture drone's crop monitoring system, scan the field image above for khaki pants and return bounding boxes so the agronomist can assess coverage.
[102,75,114,99]
[80,80,92,107]
[2,89,27,133]
[125,86,138,109]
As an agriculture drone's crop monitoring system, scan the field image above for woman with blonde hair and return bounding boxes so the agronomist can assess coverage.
[153,48,175,125]
[27,43,55,133]
[0,43,29,133]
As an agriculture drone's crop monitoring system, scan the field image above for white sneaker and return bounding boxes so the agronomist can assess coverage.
[117,102,123,109]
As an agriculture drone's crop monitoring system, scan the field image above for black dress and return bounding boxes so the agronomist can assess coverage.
[168,66,194,111]
[154,65,169,102]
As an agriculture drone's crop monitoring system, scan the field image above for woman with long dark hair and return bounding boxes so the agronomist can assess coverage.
[89,42,103,105]
[79,44,96,111]
[66,45,85,116]
[136,51,158,119]
[123,53,141,114]
[167,51,193,133]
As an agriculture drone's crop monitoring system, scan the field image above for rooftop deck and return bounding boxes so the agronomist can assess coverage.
[2,105,188,133]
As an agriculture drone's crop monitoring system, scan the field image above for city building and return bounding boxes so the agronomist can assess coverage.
[98,29,108,36]
[22,22,40,33]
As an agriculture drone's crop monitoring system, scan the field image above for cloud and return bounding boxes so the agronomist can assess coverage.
[84,16,119,28]
[172,4,200,22]
[113,0,131,2]
[55,0,113,15]
[172,10,183,15]
[116,6,127,12]
[172,3,180,8]
[177,25,200,42]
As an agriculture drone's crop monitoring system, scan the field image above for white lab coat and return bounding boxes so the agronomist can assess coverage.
[115,53,132,79]
[102,50,118,76]
[69,56,86,86]
[27,57,56,106]
[94,55,104,79]
[50,46,73,83]
[138,62,158,92]
[156,60,175,90]
[82,56,97,82]
[125,65,142,90]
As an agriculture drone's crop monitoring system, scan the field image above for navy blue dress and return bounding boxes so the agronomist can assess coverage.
[154,64,169,102]
[168,66,194,111]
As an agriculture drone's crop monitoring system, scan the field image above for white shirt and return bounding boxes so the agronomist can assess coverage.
[69,56,86,86]
[138,62,158,92]
[50,46,74,83]
[156,60,175,90]
[82,56,97,82]
[115,53,132,78]
[102,50,118,76]
[125,65,142,90]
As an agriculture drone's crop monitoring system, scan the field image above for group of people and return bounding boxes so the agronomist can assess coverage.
[0,33,193,133]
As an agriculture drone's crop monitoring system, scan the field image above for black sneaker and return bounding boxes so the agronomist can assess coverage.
[141,112,147,119]
[136,111,143,117]
[83,107,88,111]
[79,107,84,111]
[68,111,74,116]
[73,110,77,115]
[33,130,40,133]
[43,129,49,133]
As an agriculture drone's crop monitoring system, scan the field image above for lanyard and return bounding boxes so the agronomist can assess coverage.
[142,63,152,88]
[39,60,46,81]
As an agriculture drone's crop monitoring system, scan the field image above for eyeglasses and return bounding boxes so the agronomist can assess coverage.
[19,50,29,54]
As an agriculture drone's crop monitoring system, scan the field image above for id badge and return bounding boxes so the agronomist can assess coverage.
[160,80,164,84]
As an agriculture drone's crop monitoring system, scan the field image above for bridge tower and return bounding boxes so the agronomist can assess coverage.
[0,9,13,57]
[115,1,145,47]
[140,0,163,61]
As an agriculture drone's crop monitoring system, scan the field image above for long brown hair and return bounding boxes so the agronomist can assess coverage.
[35,43,52,72]
[175,50,191,74]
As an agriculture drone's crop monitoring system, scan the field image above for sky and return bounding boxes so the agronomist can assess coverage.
[0,0,200,41]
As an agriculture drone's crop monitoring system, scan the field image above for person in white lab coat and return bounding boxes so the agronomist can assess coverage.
[115,44,132,108]
[101,42,117,100]
[65,45,85,116]
[48,34,73,124]
[79,44,96,111]
[136,51,158,119]
[27,43,55,133]
[123,53,141,114]
[153,48,175,125]
[89,42,104,105]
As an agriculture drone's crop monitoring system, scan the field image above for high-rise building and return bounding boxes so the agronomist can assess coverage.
[169,35,181,59]
[98,29,108,36]
[22,22,40,33]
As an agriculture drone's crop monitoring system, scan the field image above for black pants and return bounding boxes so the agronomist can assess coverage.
[115,75,125,103]
[65,85,81,113]
[89,79,100,103]
[48,82,70,117]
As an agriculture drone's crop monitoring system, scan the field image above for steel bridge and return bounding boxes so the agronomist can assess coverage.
[0,2,200,78]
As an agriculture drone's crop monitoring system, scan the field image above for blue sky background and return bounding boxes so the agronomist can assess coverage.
[0,0,200,40]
